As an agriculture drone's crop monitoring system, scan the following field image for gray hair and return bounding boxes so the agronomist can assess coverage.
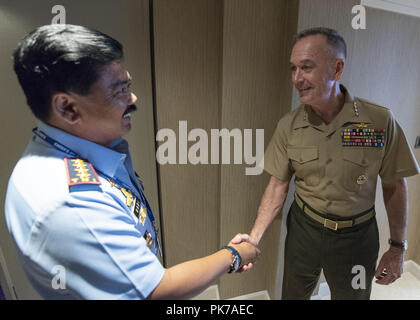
[295,27,347,59]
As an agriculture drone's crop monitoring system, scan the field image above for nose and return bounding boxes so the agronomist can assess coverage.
[292,68,303,85]
[129,92,138,105]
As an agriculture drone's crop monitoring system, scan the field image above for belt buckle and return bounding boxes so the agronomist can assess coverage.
[324,218,338,231]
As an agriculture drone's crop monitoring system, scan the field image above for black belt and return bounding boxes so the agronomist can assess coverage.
[294,194,375,231]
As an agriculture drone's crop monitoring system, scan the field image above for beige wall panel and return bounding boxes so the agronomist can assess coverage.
[0,0,158,299]
[153,0,298,298]
[218,0,297,299]
[153,0,222,265]
[298,0,420,274]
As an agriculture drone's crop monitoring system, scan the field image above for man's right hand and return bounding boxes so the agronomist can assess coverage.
[229,233,259,272]
[229,240,260,272]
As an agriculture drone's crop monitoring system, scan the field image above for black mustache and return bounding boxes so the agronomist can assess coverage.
[124,104,138,115]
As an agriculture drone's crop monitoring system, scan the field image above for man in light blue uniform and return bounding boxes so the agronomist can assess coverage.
[5,24,259,300]
[6,121,164,299]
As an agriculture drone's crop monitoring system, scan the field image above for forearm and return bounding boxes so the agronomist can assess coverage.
[250,177,289,244]
[382,178,408,242]
[149,249,232,300]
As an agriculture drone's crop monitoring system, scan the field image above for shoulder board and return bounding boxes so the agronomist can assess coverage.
[355,97,389,111]
[64,158,102,186]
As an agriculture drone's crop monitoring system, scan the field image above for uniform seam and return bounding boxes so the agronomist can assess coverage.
[8,182,64,258]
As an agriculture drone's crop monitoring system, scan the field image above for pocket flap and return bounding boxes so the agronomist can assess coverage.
[287,146,318,164]
[342,149,368,167]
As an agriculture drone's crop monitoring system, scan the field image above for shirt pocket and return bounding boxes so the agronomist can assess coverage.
[342,148,380,193]
[287,146,319,186]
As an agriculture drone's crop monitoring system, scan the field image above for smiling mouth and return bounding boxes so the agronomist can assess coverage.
[298,87,313,96]
[122,104,138,119]
[299,87,312,92]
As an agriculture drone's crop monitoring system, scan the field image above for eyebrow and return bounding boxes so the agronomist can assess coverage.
[290,59,315,66]
[110,77,132,90]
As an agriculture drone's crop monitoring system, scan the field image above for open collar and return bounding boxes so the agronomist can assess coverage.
[37,121,126,179]
[292,85,372,136]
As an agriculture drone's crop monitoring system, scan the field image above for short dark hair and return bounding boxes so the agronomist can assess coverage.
[295,27,347,59]
[13,24,124,121]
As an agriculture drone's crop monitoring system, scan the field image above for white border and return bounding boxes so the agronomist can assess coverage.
[361,0,420,18]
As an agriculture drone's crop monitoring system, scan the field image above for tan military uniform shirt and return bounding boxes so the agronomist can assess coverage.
[264,85,420,217]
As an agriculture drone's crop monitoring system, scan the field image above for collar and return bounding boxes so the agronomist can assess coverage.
[293,85,372,135]
[37,121,127,178]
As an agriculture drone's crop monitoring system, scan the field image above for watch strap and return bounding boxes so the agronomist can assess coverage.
[223,246,242,273]
[388,239,407,251]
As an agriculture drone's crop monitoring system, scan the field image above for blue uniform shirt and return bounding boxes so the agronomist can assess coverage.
[5,121,165,299]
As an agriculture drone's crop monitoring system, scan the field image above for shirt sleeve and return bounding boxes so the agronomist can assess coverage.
[27,189,165,299]
[263,117,294,181]
[379,110,420,181]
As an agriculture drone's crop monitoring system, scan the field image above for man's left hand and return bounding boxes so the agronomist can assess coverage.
[374,247,404,285]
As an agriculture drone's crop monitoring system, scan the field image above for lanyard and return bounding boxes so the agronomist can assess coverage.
[32,127,155,223]
[33,127,163,258]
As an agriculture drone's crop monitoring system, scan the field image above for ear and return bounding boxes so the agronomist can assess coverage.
[334,58,345,81]
[51,93,80,124]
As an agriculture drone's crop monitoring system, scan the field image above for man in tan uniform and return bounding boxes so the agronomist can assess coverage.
[234,27,420,299]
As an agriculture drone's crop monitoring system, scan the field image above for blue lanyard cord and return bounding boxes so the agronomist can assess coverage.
[32,127,155,223]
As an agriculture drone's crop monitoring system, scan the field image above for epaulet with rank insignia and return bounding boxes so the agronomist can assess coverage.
[64,158,102,187]
[355,97,389,111]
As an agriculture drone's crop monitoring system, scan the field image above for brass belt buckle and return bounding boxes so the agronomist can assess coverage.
[324,218,338,231]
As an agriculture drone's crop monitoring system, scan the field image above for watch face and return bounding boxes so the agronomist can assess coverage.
[233,255,240,271]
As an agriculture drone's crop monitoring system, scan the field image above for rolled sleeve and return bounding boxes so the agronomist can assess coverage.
[379,111,420,181]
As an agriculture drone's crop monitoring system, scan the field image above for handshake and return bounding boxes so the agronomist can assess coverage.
[226,233,260,273]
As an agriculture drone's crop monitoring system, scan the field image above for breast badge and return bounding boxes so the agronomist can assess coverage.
[342,127,385,147]
[132,198,147,226]
[144,231,154,249]
[107,178,135,208]
[139,206,147,226]
[357,174,368,185]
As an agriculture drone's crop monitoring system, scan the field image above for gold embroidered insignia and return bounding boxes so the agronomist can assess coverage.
[64,158,101,186]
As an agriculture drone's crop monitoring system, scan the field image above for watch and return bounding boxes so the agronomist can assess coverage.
[388,239,408,251]
[223,246,242,273]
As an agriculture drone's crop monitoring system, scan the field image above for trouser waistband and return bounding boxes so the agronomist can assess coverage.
[294,194,375,231]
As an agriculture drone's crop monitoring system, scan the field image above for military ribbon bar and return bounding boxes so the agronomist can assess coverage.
[341,128,385,147]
